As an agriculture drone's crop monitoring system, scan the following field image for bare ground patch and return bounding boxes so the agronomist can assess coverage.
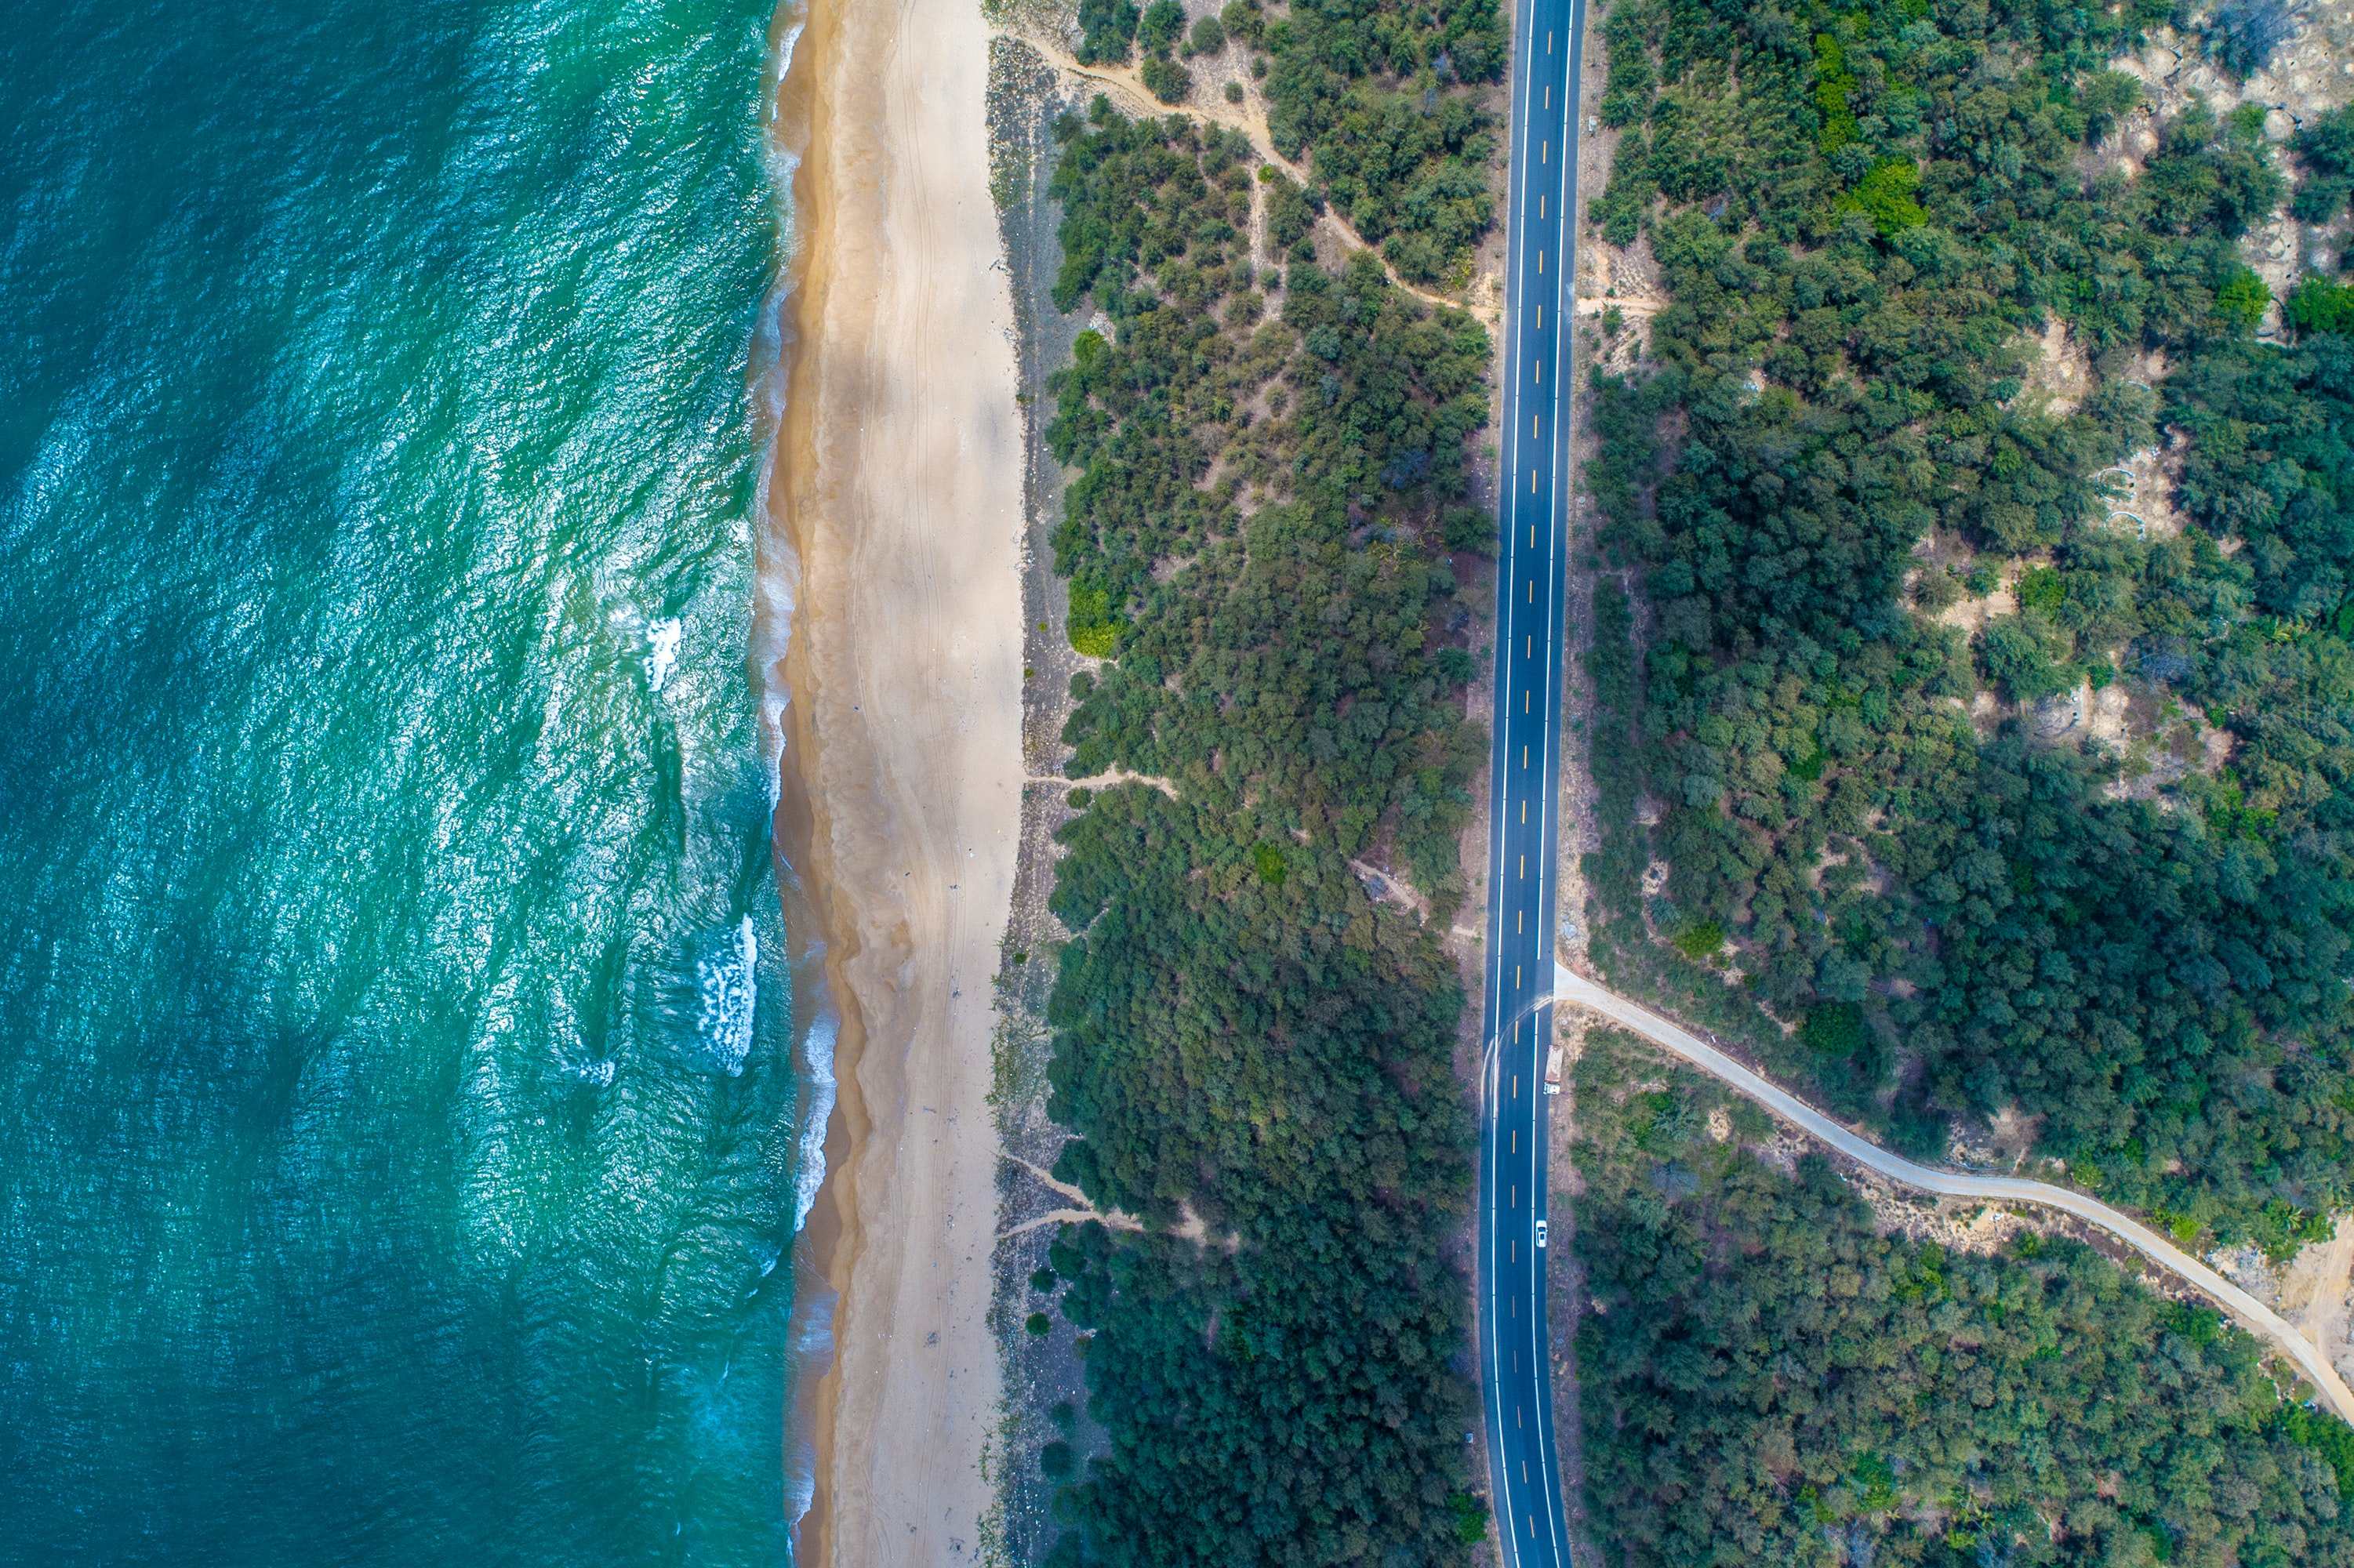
[2109,5,2354,332]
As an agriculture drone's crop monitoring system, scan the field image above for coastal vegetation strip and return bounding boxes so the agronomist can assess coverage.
[999,28,1494,318]
[992,0,1517,1557]
[1029,0,1506,291]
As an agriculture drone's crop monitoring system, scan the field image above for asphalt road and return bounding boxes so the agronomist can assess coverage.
[1551,963,2354,1425]
[1474,0,1584,1559]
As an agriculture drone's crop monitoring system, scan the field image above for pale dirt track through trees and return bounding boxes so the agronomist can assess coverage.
[1000,30,1491,322]
[1553,964,2354,1425]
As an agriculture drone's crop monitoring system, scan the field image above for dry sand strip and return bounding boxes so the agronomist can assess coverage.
[1553,963,2354,1425]
[768,0,1026,1561]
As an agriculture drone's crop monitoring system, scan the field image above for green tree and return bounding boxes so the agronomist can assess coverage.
[1034,100,1496,1566]
[1076,0,1139,64]
[1137,0,1185,55]
[2287,275,2354,336]
[1573,1029,2354,1568]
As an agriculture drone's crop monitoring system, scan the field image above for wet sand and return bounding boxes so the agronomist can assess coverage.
[765,0,1026,1561]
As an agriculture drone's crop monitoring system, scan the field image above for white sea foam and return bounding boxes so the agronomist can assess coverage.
[781,1276,835,1536]
[750,0,806,815]
[776,959,840,1542]
[645,616,681,693]
[696,915,758,1076]
[762,8,836,1546]
[751,539,797,811]
[792,1008,837,1232]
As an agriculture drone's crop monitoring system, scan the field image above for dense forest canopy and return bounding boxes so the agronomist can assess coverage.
[1582,0,2354,1248]
[1030,76,1499,1565]
[1572,1027,2354,1568]
[1025,0,2354,1555]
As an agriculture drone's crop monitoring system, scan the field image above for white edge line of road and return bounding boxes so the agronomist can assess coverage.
[1526,1,1576,1554]
[1552,963,2354,1426]
[1482,0,1538,1548]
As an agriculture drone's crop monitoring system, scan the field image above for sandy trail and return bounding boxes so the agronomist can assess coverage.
[770,0,1026,1560]
[1554,964,2354,1425]
[1006,30,1491,321]
[1030,767,1178,797]
[2277,1216,2354,1385]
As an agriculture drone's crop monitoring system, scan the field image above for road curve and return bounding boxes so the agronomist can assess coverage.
[1474,0,1583,1559]
[1553,963,2354,1425]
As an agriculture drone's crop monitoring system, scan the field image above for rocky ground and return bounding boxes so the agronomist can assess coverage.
[2112,4,2354,325]
[2210,1217,2354,1388]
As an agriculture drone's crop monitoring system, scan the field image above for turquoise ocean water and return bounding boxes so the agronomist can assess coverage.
[0,1,809,1561]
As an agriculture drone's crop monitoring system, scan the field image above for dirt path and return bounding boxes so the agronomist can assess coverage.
[994,1149,1146,1239]
[998,29,1493,323]
[1553,964,2354,1425]
[1029,768,1178,797]
[2278,1216,2354,1381]
[1349,856,1431,920]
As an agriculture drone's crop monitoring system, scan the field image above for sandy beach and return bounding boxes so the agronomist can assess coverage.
[765,0,1027,1561]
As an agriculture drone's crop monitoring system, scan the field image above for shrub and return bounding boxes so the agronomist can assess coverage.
[2286,275,2354,336]
[2215,263,2271,329]
[1841,158,1927,236]
[1067,583,1124,658]
[2014,564,2065,614]
[1139,54,1191,103]
[2277,1403,2354,1502]
[1075,0,1139,64]
[1802,1002,1865,1060]
[1138,0,1185,55]
[1025,1311,1053,1336]
[1672,918,1726,960]
[1812,34,1860,152]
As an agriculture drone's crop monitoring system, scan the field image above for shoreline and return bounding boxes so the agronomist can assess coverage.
[761,0,1029,1558]
[760,0,845,1543]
